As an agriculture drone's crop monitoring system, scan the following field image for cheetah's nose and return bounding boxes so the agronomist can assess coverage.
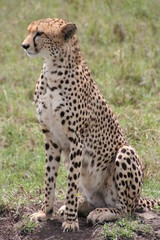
[22,44,30,50]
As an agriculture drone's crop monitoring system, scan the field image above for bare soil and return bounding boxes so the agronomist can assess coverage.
[0,201,160,240]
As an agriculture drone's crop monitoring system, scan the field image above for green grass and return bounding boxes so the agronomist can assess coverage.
[15,213,43,236]
[0,0,160,225]
[101,217,153,240]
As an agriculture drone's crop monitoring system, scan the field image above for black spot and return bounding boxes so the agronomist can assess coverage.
[118,155,122,160]
[68,137,75,143]
[122,180,125,186]
[119,172,123,178]
[121,148,126,153]
[135,177,138,183]
[73,174,77,180]
[60,111,65,117]
[127,172,131,178]
[68,175,72,181]
[132,184,136,190]
[122,162,127,170]
[116,161,119,167]
[49,155,53,161]
[51,71,57,74]
[68,127,74,132]
[47,84,57,91]
[74,162,78,168]
[47,166,50,172]
[45,143,50,150]
[132,163,136,170]
[58,71,63,76]
[91,160,94,166]
[77,149,82,156]
[55,156,60,162]
[127,158,131,165]
[42,129,50,134]
[71,201,75,206]
[71,182,75,188]
[97,162,101,167]
[51,176,54,182]
[70,167,73,172]
[61,120,65,125]
[51,142,58,149]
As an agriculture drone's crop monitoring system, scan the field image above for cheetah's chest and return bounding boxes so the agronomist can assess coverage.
[36,89,68,148]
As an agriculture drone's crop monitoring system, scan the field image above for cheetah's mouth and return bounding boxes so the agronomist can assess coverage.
[26,50,39,57]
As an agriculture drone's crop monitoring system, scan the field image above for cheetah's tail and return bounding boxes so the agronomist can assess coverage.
[135,197,160,213]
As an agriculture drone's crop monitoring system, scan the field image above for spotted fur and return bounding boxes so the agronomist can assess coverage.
[22,18,159,232]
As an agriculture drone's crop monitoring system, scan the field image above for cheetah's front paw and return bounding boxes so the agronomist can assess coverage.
[30,210,52,222]
[62,220,79,232]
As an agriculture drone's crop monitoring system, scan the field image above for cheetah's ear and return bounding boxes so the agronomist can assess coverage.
[61,23,77,41]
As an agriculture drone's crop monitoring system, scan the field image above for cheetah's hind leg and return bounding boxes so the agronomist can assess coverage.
[87,145,143,225]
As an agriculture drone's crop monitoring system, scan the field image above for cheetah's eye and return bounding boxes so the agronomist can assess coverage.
[35,31,43,37]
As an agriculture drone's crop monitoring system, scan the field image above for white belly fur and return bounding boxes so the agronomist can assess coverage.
[79,149,118,208]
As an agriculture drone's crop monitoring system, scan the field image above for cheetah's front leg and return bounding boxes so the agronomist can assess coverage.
[31,132,61,221]
[62,143,82,232]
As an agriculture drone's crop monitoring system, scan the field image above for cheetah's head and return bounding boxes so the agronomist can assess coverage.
[22,18,77,59]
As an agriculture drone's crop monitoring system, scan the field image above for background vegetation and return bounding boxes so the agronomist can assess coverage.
[0,0,160,235]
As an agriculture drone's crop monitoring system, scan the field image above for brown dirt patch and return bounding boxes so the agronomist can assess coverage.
[0,201,160,240]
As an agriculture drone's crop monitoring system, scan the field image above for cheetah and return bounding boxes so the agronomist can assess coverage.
[22,18,159,232]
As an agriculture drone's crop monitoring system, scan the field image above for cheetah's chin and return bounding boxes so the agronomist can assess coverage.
[26,51,39,58]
